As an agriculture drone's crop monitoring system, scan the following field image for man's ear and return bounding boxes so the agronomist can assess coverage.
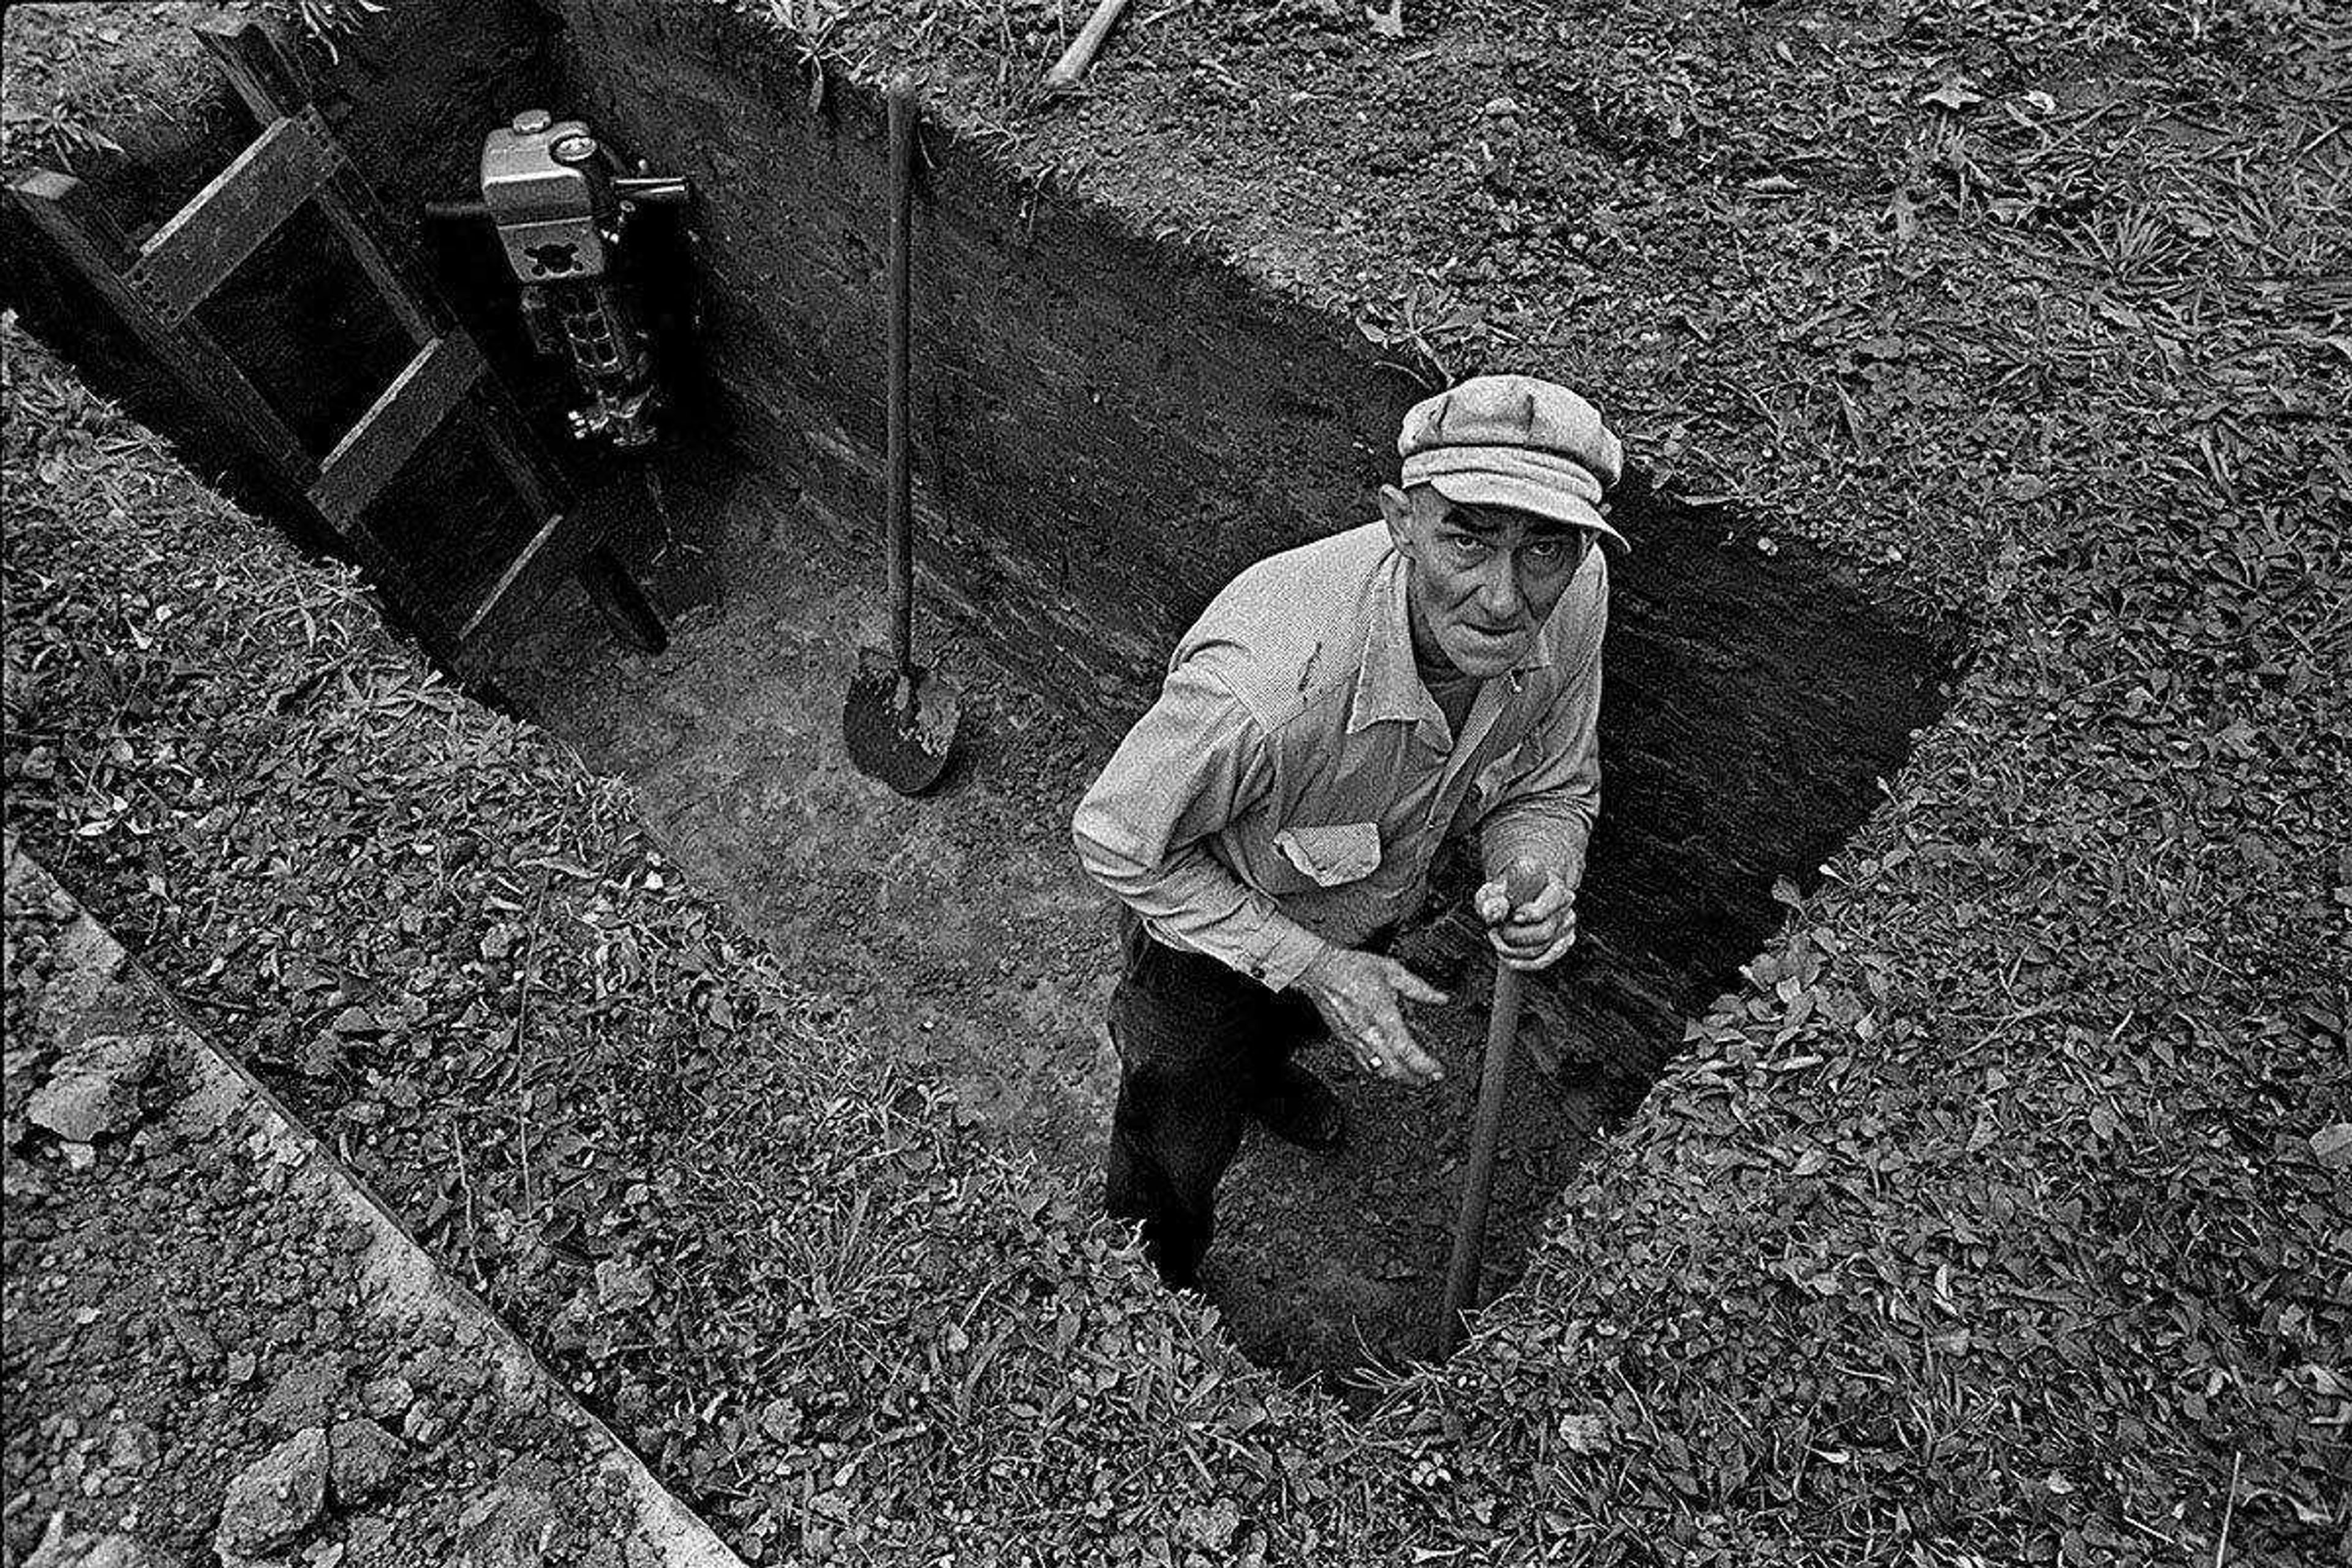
[1378,483,1415,549]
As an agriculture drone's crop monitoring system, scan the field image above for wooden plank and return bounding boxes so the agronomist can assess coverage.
[192,12,313,121]
[9,170,315,483]
[307,333,485,526]
[126,111,340,323]
[458,476,635,650]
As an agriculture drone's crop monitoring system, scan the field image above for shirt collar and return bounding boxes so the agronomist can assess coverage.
[1348,545,1555,737]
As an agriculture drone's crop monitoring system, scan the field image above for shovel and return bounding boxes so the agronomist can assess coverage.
[843,76,961,795]
[1439,863,1550,1354]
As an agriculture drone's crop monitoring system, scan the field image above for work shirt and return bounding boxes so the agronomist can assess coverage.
[1071,521,1606,992]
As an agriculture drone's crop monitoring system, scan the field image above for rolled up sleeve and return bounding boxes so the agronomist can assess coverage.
[1071,662,1332,990]
[1477,562,1607,892]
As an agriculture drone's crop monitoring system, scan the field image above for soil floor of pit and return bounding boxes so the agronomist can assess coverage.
[501,458,1659,1385]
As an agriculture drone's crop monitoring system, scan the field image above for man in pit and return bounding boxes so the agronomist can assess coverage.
[1071,374,1623,1289]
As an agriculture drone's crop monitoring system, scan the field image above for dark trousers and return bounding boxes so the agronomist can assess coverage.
[1103,916,1360,1289]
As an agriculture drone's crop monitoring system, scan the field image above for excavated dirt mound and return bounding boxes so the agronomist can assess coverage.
[2,843,731,1566]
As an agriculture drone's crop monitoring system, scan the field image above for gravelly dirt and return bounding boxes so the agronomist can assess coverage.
[1,856,650,1566]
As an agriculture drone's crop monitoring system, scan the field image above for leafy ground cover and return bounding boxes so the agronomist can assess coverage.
[5,0,2350,1564]
[0,4,267,174]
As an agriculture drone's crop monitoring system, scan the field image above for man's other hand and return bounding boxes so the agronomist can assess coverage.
[1475,861,1577,973]
[1293,948,1449,1086]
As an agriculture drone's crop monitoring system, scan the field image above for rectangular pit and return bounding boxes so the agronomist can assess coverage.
[1,0,1957,1389]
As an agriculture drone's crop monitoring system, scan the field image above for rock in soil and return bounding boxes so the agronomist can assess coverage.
[26,1033,161,1143]
[358,1373,415,1421]
[328,1416,405,1509]
[257,1357,344,1434]
[23,1516,150,1568]
[454,1459,562,1568]
[214,1427,330,1559]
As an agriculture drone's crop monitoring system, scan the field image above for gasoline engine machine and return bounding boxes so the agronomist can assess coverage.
[435,109,690,452]
[426,110,691,652]
[477,110,687,450]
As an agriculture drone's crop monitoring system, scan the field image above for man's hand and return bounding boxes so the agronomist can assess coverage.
[1292,947,1450,1086]
[1475,859,1577,973]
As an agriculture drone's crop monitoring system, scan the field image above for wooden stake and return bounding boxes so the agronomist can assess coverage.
[1043,0,1134,92]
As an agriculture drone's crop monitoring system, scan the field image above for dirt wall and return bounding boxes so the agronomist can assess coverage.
[549,0,1408,707]
[549,0,1955,1010]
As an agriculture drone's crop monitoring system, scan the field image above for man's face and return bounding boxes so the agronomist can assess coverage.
[1382,484,1593,679]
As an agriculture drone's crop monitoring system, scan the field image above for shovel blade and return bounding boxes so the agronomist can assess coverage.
[843,649,961,795]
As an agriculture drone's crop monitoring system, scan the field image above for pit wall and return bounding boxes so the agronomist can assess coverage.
[0,0,1952,1018]
[549,0,1953,1005]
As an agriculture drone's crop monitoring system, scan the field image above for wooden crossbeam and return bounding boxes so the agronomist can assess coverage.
[307,333,485,527]
[124,110,340,324]
[459,476,631,647]
[10,170,317,484]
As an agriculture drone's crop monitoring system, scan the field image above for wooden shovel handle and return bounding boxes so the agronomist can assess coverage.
[1044,0,1135,91]
[885,76,915,675]
[1441,864,1553,1352]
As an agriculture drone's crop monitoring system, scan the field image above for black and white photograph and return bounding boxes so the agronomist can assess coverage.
[1,0,2344,1562]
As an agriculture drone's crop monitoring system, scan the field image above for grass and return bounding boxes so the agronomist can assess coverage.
[0,4,224,175]
[0,2,374,178]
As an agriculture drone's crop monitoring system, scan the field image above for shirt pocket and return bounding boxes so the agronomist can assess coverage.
[1270,821,1382,889]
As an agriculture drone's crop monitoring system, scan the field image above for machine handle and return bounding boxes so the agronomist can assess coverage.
[612,176,690,206]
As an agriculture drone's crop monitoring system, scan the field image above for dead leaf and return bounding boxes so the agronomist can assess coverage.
[1556,1411,1611,1455]
[1887,186,1920,247]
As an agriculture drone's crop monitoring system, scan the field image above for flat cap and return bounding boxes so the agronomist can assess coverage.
[1397,374,1626,547]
